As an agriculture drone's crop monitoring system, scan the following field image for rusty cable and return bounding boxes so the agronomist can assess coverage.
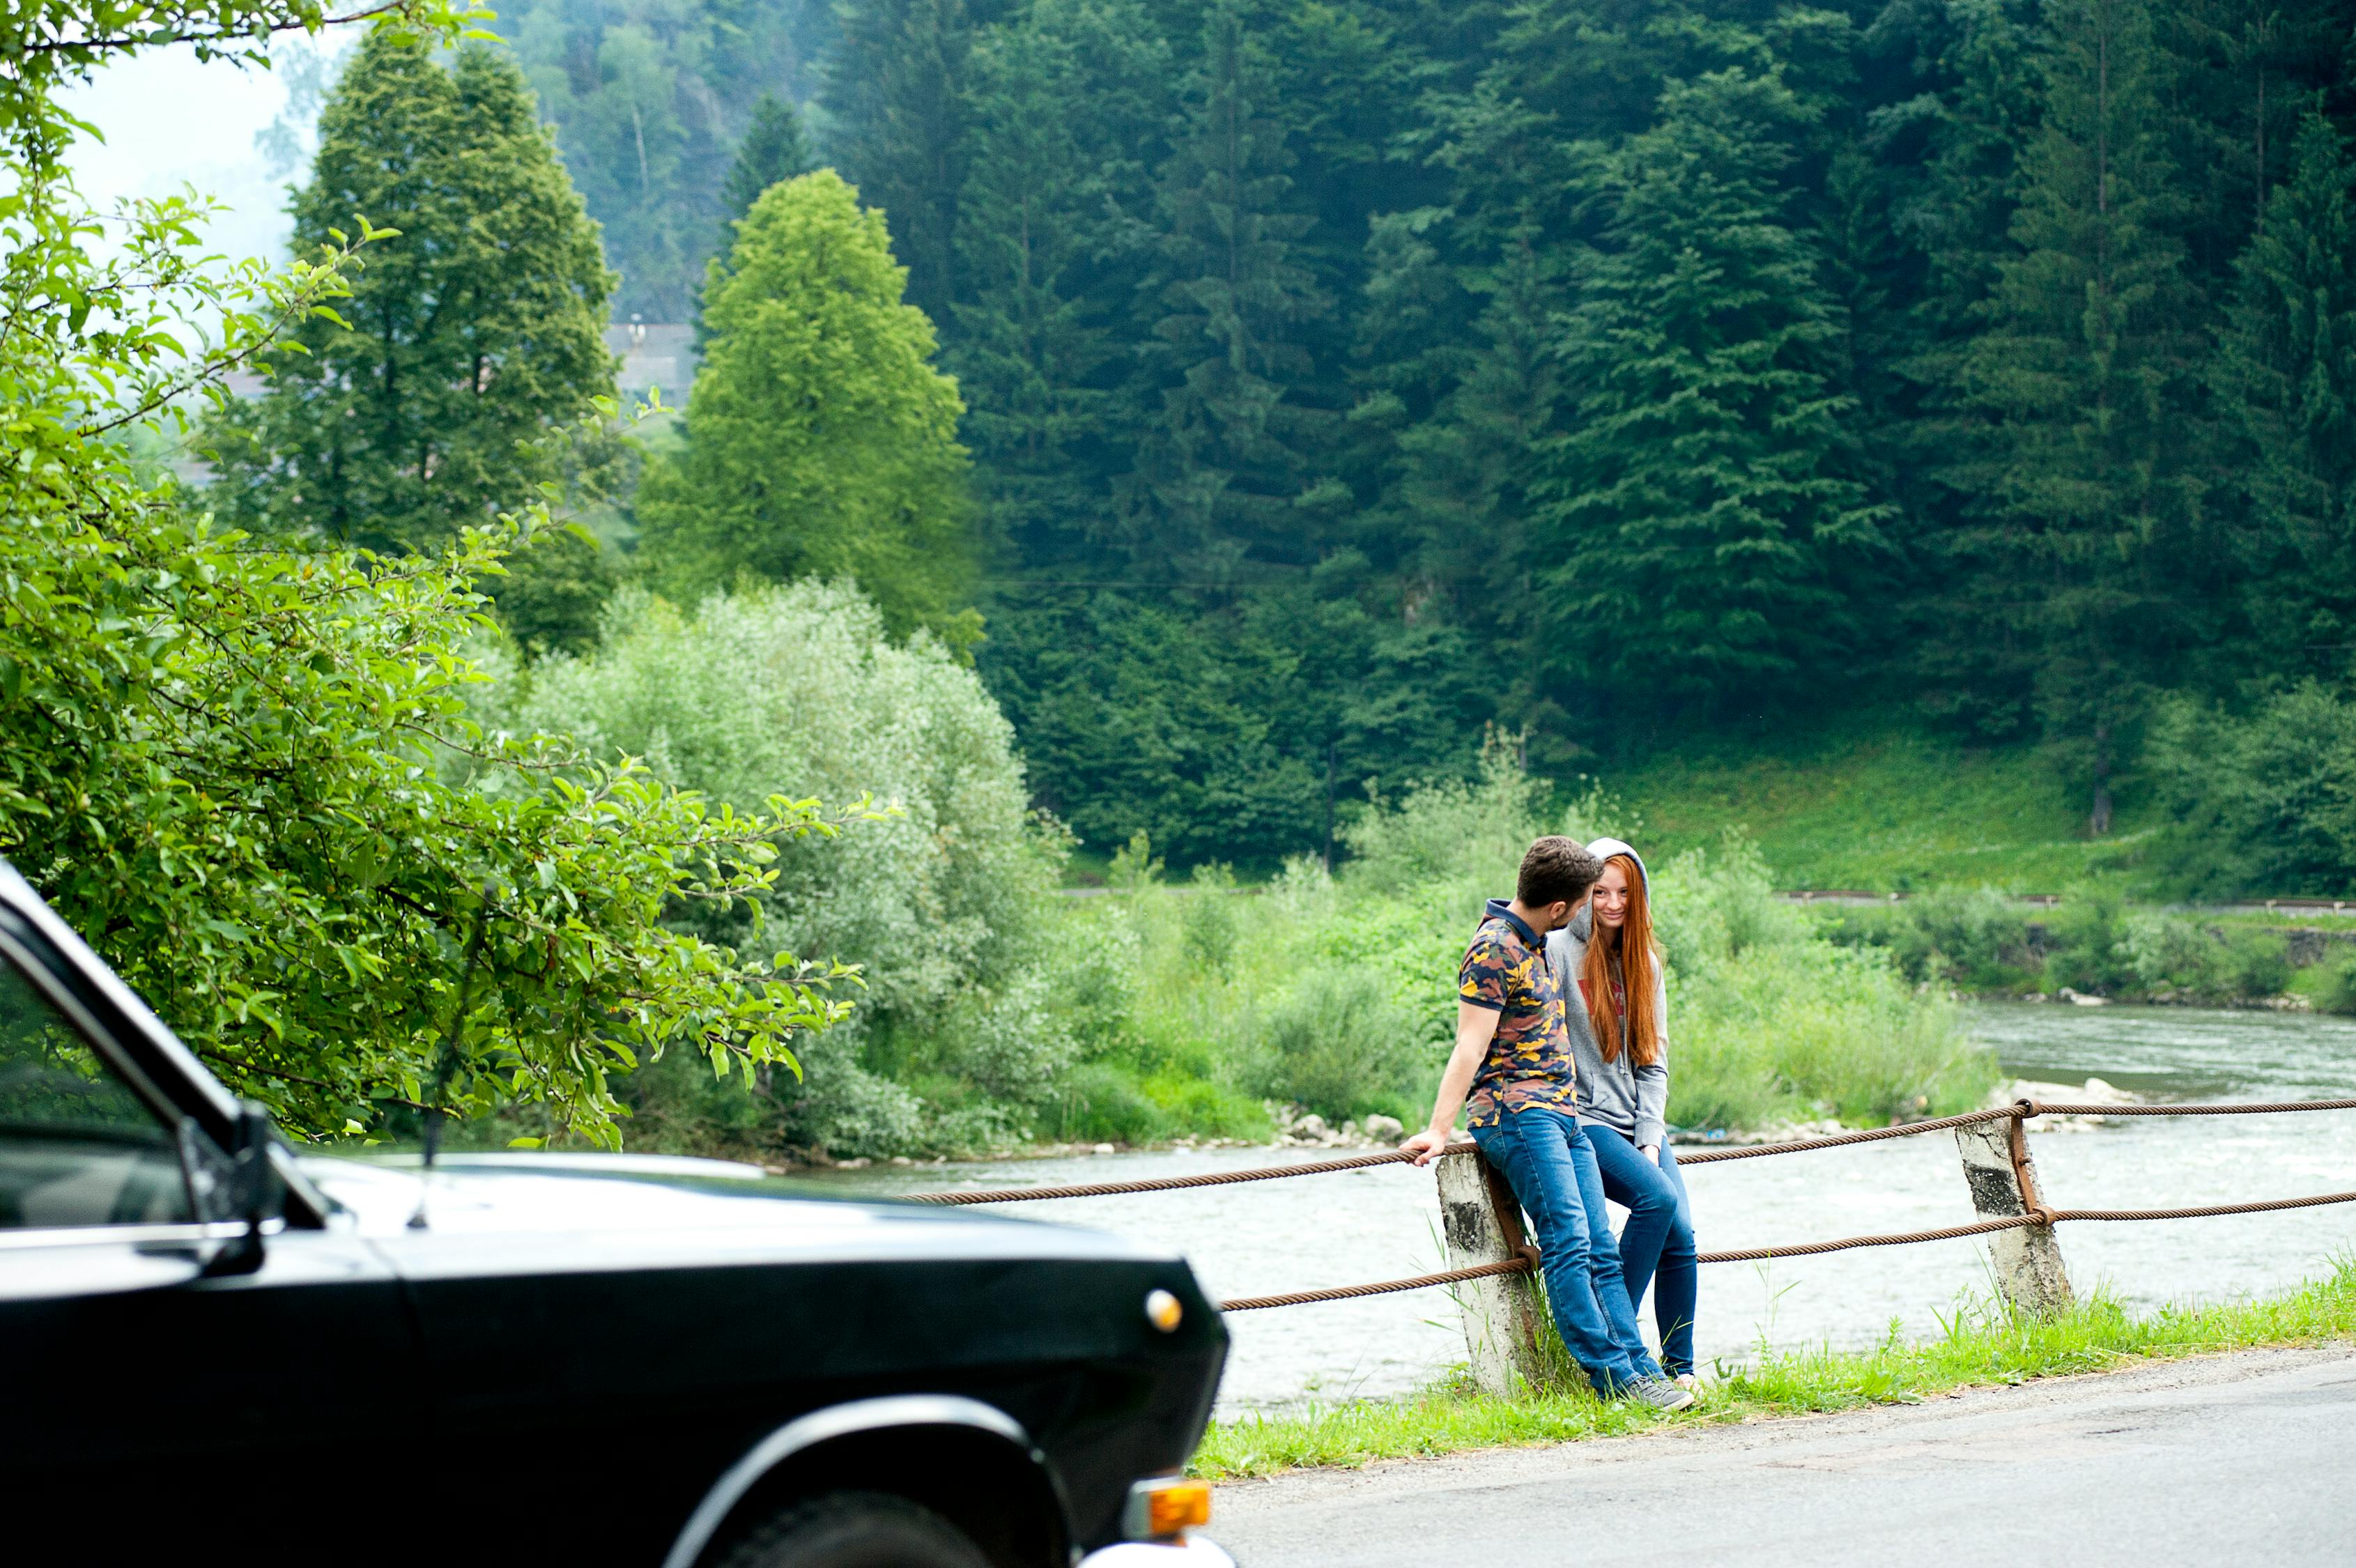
[2045,1190,2356,1223]
[1675,1106,2020,1164]
[2024,1096,2356,1118]
[1696,1215,2041,1263]
[900,1146,1446,1205]
[1216,1190,2356,1310]
[1220,1256,1533,1313]
[899,1098,2356,1206]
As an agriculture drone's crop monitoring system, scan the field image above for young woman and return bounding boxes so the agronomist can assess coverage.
[1544,837,1700,1385]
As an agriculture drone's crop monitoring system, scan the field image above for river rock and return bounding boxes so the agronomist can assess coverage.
[1996,1075,2141,1131]
[1670,1117,1849,1146]
[1364,1114,1405,1141]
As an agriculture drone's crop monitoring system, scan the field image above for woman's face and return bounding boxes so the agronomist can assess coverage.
[1592,861,1631,930]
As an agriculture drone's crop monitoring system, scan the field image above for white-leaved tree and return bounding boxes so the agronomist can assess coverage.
[517,580,1084,1155]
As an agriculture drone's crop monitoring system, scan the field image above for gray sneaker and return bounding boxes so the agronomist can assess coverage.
[1626,1375,1696,1413]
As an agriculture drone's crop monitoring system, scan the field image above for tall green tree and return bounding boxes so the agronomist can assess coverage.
[1121,0,1332,577]
[2214,113,2356,672]
[697,91,819,346]
[1534,66,1891,714]
[1875,0,2047,739]
[203,33,619,555]
[637,171,978,639]
[1960,0,2208,831]
[1384,233,1565,730]
[722,92,818,229]
[817,0,977,323]
[949,0,1169,565]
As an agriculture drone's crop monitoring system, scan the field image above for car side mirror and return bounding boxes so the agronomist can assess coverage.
[201,1101,282,1278]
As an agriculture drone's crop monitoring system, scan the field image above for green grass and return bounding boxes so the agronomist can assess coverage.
[1191,1260,2356,1479]
[1606,716,2166,896]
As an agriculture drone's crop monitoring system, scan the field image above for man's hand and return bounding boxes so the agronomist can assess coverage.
[1401,1128,1453,1167]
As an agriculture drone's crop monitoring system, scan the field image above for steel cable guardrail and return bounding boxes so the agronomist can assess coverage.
[899,1097,2356,1313]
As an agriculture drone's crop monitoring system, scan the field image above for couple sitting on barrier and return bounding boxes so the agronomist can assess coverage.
[1402,834,1700,1412]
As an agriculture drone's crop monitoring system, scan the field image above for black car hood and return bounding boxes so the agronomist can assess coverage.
[301,1152,1174,1269]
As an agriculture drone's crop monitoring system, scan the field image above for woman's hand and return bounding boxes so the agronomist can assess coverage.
[1640,1143,1661,1166]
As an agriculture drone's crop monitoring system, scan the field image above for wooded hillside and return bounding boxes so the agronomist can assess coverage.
[502,0,2356,875]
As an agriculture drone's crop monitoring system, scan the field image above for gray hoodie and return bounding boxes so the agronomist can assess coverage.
[1543,837,1670,1149]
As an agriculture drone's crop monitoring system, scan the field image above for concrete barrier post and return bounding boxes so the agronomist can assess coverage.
[1435,1148,1557,1396]
[1954,1117,2073,1316]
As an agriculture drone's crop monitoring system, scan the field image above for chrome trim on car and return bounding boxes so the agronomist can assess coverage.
[0,1217,279,1252]
[659,1394,1034,1568]
[1078,1537,1235,1568]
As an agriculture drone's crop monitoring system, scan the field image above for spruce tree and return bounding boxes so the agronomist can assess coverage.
[1533,66,1888,712]
[1122,0,1330,576]
[1884,0,2047,739]
[721,93,817,232]
[950,0,1169,569]
[698,92,818,346]
[817,0,974,323]
[636,171,977,640]
[2215,113,2356,671]
[1392,236,1564,702]
[1960,0,2205,832]
[203,34,617,555]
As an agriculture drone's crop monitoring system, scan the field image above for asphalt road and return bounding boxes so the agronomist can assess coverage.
[1212,1346,2356,1567]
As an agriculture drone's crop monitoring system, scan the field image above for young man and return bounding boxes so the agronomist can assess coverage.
[1401,835,1693,1411]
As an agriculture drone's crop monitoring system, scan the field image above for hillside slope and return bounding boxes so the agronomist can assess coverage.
[1604,722,2162,894]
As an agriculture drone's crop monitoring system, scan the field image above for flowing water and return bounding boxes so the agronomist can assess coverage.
[815,1003,2356,1412]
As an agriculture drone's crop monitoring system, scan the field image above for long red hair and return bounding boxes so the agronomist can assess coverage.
[1582,854,1661,1066]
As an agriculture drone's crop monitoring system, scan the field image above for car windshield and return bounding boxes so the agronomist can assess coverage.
[0,954,189,1228]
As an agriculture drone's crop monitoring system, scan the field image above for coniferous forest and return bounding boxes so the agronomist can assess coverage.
[483,0,2356,880]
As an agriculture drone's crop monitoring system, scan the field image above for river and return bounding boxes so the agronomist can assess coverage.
[815,1003,2356,1413]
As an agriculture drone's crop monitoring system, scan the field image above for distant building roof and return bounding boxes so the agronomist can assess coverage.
[607,322,698,400]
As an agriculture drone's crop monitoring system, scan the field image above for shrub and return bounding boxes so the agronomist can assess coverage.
[2312,951,2356,1015]
[518,578,1068,1155]
[2039,888,2139,995]
[2226,932,2295,999]
[2146,685,2356,896]
[1181,863,1243,976]
[1654,843,1993,1128]
[1905,888,2036,988]
[2118,913,2228,998]
[1043,1063,1172,1146]
[1242,967,1426,1123]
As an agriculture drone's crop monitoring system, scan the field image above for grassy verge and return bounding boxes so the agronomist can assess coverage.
[1611,716,2163,895]
[1191,1261,2356,1479]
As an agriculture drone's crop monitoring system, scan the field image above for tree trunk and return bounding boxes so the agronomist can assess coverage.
[2090,722,2114,836]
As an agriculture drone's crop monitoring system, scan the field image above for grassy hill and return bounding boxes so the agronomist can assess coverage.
[1601,718,2167,896]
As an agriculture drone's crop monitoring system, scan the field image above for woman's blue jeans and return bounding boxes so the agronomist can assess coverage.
[1468,1107,1660,1395]
[1585,1123,1698,1376]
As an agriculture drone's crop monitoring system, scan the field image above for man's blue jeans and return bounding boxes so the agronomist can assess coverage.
[1585,1123,1698,1376]
[1468,1107,1659,1395]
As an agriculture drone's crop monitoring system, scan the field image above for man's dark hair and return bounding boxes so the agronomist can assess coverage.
[1518,836,1603,908]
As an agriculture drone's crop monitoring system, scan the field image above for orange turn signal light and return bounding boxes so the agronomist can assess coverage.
[1125,1479,1212,1539]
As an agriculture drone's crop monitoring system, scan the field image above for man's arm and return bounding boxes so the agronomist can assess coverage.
[1401,999,1500,1166]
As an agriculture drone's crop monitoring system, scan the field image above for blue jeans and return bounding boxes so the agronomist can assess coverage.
[1469,1107,1659,1395]
[1585,1123,1698,1376]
